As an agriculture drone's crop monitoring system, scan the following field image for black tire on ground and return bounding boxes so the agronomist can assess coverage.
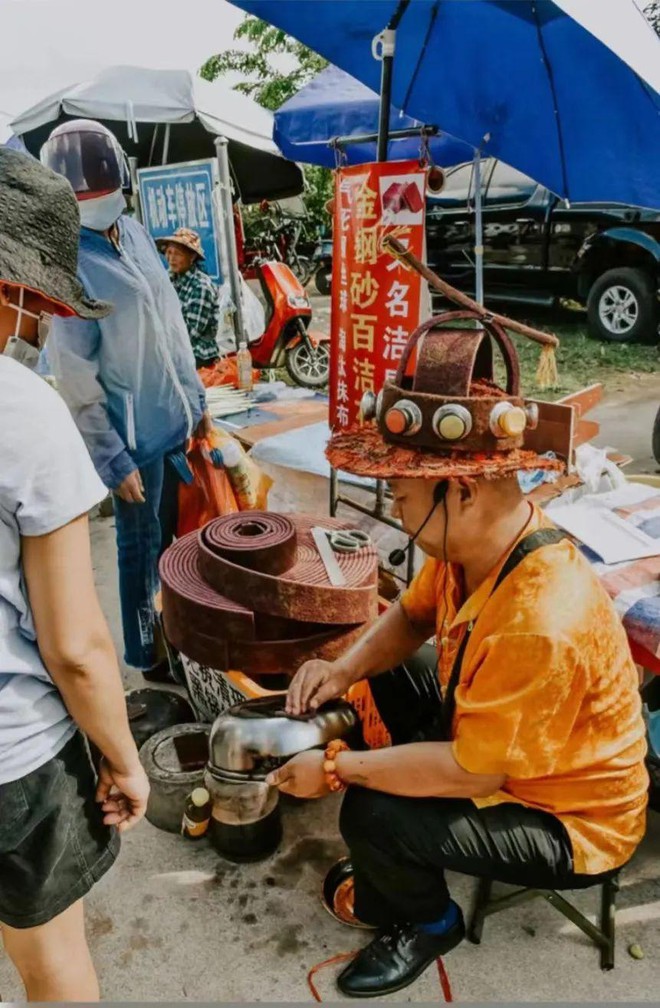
[653,405,660,465]
[315,264,332,296]
[285,341,330,388]
[139,722,211,833]
[586,267,658,344]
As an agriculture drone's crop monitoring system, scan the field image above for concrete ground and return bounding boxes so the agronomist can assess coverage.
[1,372,658,1002]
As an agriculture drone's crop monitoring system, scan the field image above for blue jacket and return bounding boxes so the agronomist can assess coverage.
[48,216,205,488]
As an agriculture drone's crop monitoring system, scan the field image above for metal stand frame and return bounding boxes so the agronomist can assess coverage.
[328,1,417,586]
[467,874,620,971]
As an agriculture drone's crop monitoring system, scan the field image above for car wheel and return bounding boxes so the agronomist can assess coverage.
[587,267,658,343]
[653,405,660,466]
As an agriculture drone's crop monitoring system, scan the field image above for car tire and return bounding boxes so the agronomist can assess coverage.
[587,267,658,344]
[653,405,660,466]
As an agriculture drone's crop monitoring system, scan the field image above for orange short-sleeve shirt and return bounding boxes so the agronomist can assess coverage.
[401,504,648,875]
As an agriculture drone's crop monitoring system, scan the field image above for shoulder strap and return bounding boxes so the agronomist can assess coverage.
[440,527,567,739]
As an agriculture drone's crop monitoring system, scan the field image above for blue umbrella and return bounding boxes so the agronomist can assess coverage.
[232,0,660,209]
[274,64,473,168]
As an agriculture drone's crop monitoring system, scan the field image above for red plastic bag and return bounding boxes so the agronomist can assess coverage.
[177,436,238,536]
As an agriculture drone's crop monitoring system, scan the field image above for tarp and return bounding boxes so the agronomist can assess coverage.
[10,66,304,203]
[274,64,473,168]
[231,0,660,209]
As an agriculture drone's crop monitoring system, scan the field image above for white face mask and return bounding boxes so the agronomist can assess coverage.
[78,188,127,231]
[2,288,46,369]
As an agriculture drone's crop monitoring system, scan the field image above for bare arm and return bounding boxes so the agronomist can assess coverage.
[286,601,432,714]
[335,743,505,799]
[22,515,148,829]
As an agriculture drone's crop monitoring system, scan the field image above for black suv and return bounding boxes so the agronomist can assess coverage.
[426,159,660,344]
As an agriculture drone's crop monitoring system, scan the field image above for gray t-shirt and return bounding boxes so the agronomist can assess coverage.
[0,357,107,784]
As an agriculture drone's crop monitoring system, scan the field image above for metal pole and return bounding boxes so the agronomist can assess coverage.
[374,0,410,161]
[128,157,143,224]
[214,136,246,350]
[376,27,396,162]
[162,123,171,165]
[331,125,438,151]
[474,150,484,306]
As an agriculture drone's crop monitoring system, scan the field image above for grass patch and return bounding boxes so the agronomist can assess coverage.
[493,308,658,401]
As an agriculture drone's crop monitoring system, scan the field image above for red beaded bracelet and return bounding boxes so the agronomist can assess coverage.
[324,739,350,793]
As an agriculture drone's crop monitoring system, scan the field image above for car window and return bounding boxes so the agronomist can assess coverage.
[485,162,537,207]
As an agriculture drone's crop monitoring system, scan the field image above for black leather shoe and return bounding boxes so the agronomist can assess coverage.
[337,914,465,998]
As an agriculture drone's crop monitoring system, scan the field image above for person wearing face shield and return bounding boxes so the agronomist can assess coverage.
[0,147,149,1001]
[42,120,213,683]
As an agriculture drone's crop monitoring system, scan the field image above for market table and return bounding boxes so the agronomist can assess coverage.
[574,491,660,675]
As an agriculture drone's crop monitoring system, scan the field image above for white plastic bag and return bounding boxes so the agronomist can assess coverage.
[240,276,265,343]
[216,282,237,354]
[574,443,627,494]
[216,276,265,354]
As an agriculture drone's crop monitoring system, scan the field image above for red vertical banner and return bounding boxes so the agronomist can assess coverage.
[329,160,429,432]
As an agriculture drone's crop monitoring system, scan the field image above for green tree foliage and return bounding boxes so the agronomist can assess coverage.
[201,16,333,233]
[200,16,327,111]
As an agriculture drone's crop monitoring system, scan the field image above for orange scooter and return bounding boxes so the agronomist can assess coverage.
[241,257,330,389]
[233,205,329,388]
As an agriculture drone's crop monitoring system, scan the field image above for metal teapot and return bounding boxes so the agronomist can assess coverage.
[205,696,357,863]
[208,696,358,778]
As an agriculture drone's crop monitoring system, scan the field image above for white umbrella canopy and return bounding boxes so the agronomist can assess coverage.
[10,66,303,203]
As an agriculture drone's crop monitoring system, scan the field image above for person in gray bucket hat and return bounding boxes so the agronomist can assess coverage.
[0,147,148,1001]
[0,146,110,363]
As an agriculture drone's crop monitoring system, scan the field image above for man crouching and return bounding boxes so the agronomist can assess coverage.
[267,317,647,999]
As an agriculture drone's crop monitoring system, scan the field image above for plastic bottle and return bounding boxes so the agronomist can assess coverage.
[181,787,212,840]
[236,341,253,392]
[220,438,254,509]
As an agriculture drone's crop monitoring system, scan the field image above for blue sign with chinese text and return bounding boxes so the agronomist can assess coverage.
[138,159,221,282]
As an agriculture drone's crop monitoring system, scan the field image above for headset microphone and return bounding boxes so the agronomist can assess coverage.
[388,481,448,567]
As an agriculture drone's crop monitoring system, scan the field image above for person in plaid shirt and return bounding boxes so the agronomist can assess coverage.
[158,228,219,369]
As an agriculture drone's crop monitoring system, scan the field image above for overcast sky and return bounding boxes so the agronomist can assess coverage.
[0,0,245,135]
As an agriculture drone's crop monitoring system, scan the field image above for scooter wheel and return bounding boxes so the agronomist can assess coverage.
[285,341,330,389]
[315,265,332,296]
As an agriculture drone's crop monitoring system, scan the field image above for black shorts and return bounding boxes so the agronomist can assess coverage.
[0,732,120,929]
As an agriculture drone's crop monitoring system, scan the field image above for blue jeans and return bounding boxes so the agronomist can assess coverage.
[113,453,179,670]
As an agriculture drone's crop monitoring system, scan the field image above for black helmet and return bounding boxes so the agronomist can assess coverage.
[40,119,129,198]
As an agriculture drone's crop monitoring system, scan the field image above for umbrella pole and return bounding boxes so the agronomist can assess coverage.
[128,156,143,225]
[473,150,484,306]
[162,123,171,164]
[215,136,246,351]
[375,0,410,161]
[376,28,395,161]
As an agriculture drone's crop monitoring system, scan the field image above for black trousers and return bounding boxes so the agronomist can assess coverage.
[340,648,612,928]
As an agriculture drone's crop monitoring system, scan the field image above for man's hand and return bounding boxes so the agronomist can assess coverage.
[195,411,214,439]
[114,469,145,504]
[286,659,356,715]
[266,751,329,799]
[96,759,150,832]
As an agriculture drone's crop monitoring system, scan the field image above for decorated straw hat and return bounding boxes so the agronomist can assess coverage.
[156,227,205,260]
[326,310,565,481]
